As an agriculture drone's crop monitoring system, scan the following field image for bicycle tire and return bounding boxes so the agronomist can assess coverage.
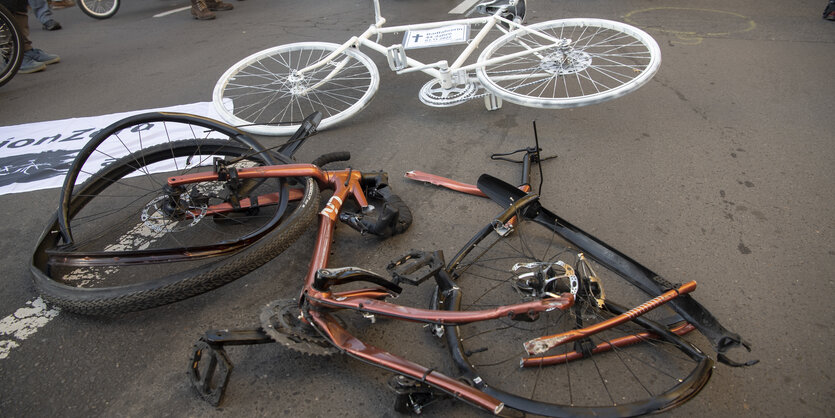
[31,113,319,315]
[0,4,23,87]
[441,205,712,416]
[476,18,661,108]
[77,0,119,19]
[213,42,380,136]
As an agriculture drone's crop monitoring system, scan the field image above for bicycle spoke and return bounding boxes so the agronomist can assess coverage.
[446,211,707,414]
[478,19,660,108]
[214,42,378,135]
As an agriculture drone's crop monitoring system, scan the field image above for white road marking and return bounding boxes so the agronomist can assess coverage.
[449,0,481,14]
[154,6,190,18]
[0,297,60,359]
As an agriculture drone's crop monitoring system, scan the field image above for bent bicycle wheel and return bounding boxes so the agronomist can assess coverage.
[442,210,712,416]
[213,42,380,136]
[31,113,319,315]
[476,19,661,108]
[0,4,23,87]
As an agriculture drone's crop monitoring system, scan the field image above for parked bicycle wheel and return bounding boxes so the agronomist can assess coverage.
[476,18,661,108]
[78,0,119,19]
[213,42,380,136]
[31,113,319,315]
[0,3,23,87]
[442,196,711,415]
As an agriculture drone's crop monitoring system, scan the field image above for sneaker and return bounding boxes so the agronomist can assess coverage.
[18,55,46,74]
[42,19,62,31]
[205,0,233,11]
[825,1,835,20]
[24,48,60,65]
[49,0,75,9]
[191,0,216,19]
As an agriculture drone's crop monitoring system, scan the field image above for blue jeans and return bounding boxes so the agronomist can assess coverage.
[28,0,53,24]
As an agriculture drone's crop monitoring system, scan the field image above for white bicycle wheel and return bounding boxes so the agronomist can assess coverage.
[476,19,661,108]
[213,42,380,136]
[78,0,119,19]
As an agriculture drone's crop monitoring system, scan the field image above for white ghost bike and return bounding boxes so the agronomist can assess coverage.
[213,0,661,135]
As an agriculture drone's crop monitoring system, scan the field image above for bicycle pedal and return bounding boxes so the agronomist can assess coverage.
[387,250,444,286]
[188,339,233,406]
[386,44,408,71]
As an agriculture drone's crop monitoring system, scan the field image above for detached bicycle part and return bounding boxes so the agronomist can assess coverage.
[474,173,757,366]
[405,170,487,197]
[407,121,554,196]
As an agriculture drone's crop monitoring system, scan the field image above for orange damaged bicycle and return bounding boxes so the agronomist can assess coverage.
[30,112,755,416]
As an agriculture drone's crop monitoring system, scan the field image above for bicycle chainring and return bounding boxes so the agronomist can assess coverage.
[259,299,341,356]
[418,80,478,107]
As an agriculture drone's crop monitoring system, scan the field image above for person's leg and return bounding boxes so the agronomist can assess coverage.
[28,0,50,24]
[204,0,233,11]
[13,9,60,73]
[190,0,215,20]
[49,0,75,9]
[12,10,45,73]
[11,10,31,51]
[28,0,61,30]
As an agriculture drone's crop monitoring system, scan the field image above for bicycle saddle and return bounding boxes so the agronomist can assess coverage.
[476,0,526,24]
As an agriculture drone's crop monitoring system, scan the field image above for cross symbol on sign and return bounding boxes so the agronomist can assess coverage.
[412,33,422,42]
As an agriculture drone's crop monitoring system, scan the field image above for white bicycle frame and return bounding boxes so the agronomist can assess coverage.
[297,0,565,96]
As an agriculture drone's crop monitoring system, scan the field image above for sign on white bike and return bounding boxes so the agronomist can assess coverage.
[213,0,661,136]
[403,24,470,49]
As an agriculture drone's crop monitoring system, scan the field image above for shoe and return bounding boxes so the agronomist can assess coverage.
[205,0,233,11]
[50,0,75,9]
[42,19,62,31]
[24,48,60,65]
[191,0,216,19]
[18,55,46,74]
[825,1,835,20]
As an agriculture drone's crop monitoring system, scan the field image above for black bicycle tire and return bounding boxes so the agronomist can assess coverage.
[31,115,320,314]
[441,210,713,416]
[31,139,319,314]
[0,4,23,87]
[77,0,120,19]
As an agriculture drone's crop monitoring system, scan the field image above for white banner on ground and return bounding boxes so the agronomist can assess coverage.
[0,102,220,196]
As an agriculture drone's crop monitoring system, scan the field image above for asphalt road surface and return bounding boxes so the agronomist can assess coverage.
[1,0,832,416]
